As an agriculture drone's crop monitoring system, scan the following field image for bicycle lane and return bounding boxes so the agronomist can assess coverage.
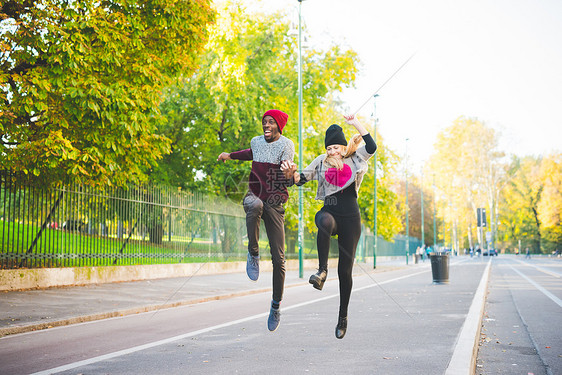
[476,257,562,375]
[17,259,490,375]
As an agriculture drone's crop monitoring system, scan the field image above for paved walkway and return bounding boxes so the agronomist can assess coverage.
[0,259,409,336]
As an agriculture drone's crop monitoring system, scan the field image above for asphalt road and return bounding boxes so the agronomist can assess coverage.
[476,256,561,375]
[0,255,560,375]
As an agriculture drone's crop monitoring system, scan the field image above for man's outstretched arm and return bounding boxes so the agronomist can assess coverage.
[217,149,253,162]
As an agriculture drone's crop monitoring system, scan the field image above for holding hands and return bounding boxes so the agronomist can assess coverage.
[281,160,299,182]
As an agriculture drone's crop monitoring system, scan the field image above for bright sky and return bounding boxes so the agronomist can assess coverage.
[243,0,562,168]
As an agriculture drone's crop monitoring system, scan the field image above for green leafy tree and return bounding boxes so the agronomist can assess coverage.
[1,0,215,186]
[393,175,437,247]
[154,2,403,253]
[356,129,402,241]
[538,153,562,251]
[155,3,360,194]
[499,154,561,253]
[154,2,360,252]
[499,156,543,252]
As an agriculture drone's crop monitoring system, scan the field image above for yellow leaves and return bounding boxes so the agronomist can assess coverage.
[501,154,561,250]
[428,116,506,240]
[538,153,562,227]
[202,2,256,93]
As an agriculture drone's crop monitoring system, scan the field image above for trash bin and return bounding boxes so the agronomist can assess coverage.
[430,252,449,284]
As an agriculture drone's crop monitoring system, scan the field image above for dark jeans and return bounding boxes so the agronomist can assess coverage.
[243,192,286,303]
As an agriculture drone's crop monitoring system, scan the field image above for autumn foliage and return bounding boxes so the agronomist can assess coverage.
[1,0,215,186]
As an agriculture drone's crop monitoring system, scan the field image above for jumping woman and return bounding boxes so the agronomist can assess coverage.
[281,114,376,339]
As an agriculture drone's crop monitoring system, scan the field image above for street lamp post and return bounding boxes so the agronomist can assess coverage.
[442,200,446,249]
[372,94,379,269]
[405,138,409,265]
[433,174,437,249]
[297,0,304,278]
[421,170,424,248]
[449,201,454,253]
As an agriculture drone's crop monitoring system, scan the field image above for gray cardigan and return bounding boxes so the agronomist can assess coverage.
[300,145,374,201]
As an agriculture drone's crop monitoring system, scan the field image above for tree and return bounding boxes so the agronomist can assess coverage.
[499,154,562,253]
[538,153,562,251]
[155,2,361,252]
[426,116,506,251]
[1,0,215,186]
[154,2,403,253]
[155,2,360,193]
[393,175,436,247]
[357,129,402,241]
[500,156,543,252]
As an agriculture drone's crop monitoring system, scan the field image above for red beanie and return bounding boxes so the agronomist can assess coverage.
[263,109,288,133]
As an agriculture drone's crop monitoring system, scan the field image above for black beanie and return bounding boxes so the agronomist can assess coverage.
[324,124,347,148]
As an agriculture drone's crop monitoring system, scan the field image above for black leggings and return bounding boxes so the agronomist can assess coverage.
[315,210,362,318]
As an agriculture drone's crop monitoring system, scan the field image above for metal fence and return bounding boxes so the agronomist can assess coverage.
[0,171,251,268]
[357,228,423,263]
[1,171,420,269]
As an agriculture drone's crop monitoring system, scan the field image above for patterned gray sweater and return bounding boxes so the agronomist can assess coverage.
[230,135,295,204]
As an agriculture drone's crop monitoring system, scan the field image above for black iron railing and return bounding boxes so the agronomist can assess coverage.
[0,171,248,269]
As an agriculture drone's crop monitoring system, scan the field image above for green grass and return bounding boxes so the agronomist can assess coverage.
[1,220,320,268]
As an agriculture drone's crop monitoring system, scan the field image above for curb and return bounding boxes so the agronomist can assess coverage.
[445,258,492,375]
[0,281,309,338]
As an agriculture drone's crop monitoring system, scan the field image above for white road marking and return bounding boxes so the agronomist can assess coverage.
[510,265,562,308]
[30,268,430,375]
[514,258,561,278]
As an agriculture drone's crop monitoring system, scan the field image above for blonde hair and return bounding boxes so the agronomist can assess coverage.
[324,134,362,170]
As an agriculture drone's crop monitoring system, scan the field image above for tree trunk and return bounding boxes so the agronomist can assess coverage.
[285,229,297,255]
[532,207,541,253]
[148,223,163,244]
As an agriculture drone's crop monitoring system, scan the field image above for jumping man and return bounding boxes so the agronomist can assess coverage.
[217,109,294,332]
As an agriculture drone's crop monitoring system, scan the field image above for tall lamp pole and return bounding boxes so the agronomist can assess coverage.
[433,174,437,249]
[405,138,409,265]
[372,94,379,269]
[449,201,454,253]
[297,0,304,278]
[421,170,425,247]
[442,200,446,249]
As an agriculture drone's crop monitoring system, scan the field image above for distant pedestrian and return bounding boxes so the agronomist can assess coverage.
[282,114,376,339]
[217,109,294,332]
[415,246,421,262]
[525,247,531,259]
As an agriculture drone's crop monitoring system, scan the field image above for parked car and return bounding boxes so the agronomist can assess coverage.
[483,249,498,256]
